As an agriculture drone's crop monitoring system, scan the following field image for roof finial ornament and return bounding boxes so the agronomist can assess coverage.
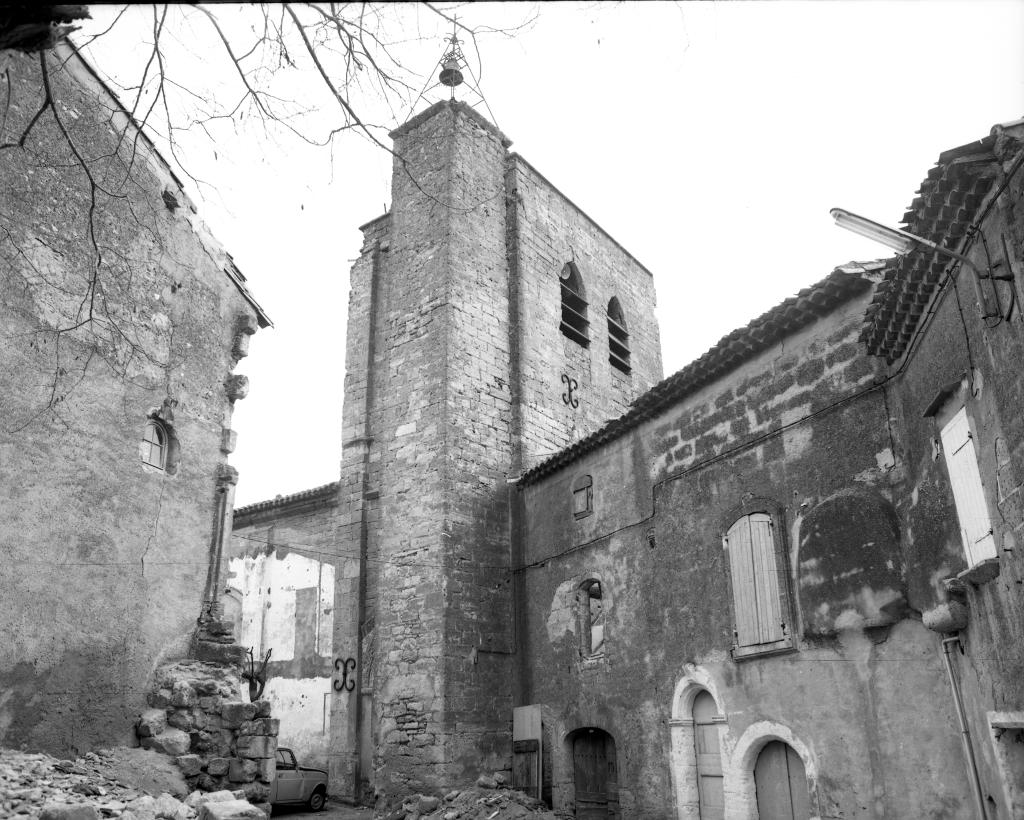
[438,17,465,97]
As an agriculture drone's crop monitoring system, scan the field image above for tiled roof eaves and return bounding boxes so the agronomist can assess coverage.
[233,482,339,520]
[862,134,1003,361]
[519,265,881,486]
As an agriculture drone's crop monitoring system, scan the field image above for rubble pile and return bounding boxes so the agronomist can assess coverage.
[137,660,276,810]
[0,748,264,820]
[380,775,563,820]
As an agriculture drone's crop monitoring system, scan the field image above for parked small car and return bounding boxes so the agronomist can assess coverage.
[270,747,328,811]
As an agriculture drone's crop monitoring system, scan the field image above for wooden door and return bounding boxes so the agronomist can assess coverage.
[573,731,613,819]
[754,741,810,820]
[692,691,724,819]
[513,739,540,798]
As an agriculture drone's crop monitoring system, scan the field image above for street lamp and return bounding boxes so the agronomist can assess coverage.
[830,207,998,320]
[830,208,977,272]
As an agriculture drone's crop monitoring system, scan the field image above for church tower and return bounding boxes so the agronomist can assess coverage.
[336,98,662,800]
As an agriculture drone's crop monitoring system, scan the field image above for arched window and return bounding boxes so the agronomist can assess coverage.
[607,297,631,374]
[142,419,168,470]
[576,579,604,656]
[560,262,589,347]
[724,511,792,657]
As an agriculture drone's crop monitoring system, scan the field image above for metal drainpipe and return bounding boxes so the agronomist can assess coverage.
[941,634,987,819]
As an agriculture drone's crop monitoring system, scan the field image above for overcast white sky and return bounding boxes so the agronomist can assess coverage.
[77,2,1024,507]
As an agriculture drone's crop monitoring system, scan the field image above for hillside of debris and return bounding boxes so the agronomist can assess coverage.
[379,775,564,820]
[0,747,259,819]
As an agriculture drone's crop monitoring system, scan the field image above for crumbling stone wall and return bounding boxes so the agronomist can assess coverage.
[137,660,277,810]
[0,47,264,754]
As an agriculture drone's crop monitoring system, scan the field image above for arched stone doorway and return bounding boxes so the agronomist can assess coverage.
[569,727,618,818]
[754,741,810,820]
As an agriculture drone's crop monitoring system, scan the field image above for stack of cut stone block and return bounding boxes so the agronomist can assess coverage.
[136,660,277,811]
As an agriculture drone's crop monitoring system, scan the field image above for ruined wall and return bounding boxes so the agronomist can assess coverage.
[337,100,662,805]
[0,48,262,754]
[518,285,971,818]
[136,659,279,809]
[228,483,348,775]
[885,138,1024,818]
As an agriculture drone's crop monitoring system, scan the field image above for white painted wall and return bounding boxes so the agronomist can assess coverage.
[227,549,335,768]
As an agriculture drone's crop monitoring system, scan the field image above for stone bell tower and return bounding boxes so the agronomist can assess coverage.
[336,97,662,800]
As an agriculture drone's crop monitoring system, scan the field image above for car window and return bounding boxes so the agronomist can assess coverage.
[276,749,296,769]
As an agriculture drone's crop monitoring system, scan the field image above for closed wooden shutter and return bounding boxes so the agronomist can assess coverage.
[727,513,783,646]
[940,408,997,565]
[728,516,759,646]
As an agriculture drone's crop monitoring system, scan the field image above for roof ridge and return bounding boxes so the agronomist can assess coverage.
[233,481,339,518]
[519,265,878,484]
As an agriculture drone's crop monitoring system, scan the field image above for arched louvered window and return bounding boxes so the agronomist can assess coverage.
[607,297,630,374]
[560,262,589,347]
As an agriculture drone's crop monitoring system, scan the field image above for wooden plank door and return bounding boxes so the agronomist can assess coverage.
[574,732,609,819]
[754,741,810,820]
[692,691,724,819]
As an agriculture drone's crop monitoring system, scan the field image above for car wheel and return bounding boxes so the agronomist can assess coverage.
[307,789,326,811]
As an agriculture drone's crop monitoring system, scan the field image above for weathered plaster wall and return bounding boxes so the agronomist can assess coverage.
[519,289,972,818]
[0,49,260,755]
[229,485,351,776]
[885,142,1024,819]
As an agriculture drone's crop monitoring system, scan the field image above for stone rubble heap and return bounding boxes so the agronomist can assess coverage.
[0,748,263,820]
[378,775,563,820]
[137,660,276,813]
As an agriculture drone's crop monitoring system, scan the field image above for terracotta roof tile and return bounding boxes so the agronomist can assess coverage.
[519,264,881,485]
[862,133,1005,362]
[233,482,338,519]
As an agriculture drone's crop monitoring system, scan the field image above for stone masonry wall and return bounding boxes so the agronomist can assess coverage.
[0,48,261,755]
[137,660,277,811]
[506,157,663,471]
[363,103,469,800]
[339,100,665,807]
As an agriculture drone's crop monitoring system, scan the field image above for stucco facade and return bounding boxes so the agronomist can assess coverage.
[0,45,267,754]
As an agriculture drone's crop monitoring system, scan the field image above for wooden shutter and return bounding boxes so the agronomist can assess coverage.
[727,516,759,646]
[728,513,783,646]
[940,408,997,565]
[750,514,783,643]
